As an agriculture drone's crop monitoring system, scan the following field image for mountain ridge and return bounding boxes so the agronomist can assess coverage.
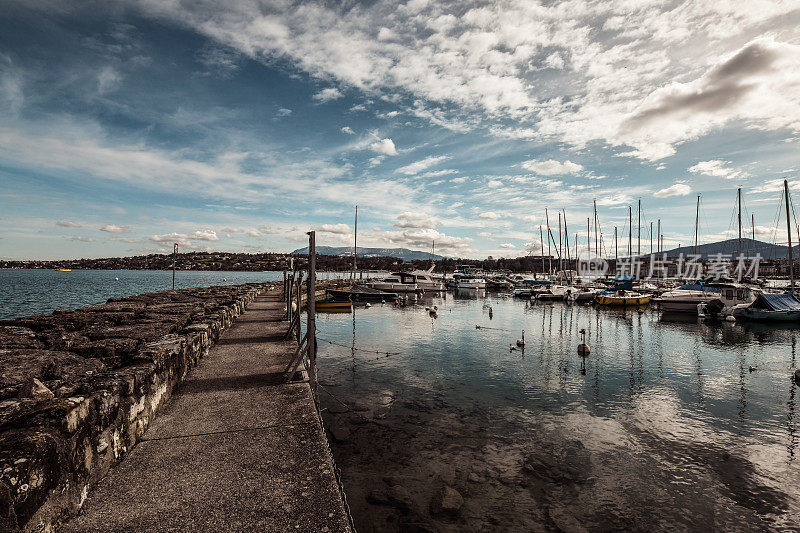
[291,245,443,261]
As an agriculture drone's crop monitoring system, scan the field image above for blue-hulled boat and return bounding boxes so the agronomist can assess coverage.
[740,293,800,322]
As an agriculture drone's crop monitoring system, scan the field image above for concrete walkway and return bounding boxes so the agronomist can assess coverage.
[61,291,351,532]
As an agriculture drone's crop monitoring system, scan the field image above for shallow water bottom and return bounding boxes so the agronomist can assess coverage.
[316,292,800,531]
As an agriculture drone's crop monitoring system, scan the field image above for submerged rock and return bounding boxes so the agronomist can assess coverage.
[430,485,463,516]
[388,485,413,513]
[328,424,350,443]
[521,439,591,486]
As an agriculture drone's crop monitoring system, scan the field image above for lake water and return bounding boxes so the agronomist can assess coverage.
[0,269,380,320]
[315,290,800,531]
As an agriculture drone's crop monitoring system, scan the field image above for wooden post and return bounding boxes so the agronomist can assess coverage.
[294,273,302,343]
[172,243,177,289]
[307,231,317,393]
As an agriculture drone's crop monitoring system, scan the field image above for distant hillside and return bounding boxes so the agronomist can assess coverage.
[660,238,798,259]
[291,246,443,261]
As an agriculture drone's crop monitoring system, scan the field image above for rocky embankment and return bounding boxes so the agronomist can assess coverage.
[0,283,273,531]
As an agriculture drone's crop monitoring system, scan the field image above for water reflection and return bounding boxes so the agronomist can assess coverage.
[317,293,800,531]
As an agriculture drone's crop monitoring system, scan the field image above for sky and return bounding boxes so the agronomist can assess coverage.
[1,0,799,260]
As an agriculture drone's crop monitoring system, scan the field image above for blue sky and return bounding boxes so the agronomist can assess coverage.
[1,0,799,260]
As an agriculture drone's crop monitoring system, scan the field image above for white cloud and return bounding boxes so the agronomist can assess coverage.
[246,229,261,237]
[396,212,436,229]
[138,2,800,162]
[192,229,219,241]
[487,179,503,188]
[57,221,82,228]
[687,160,745,180]
[499,243,515,249]
[100,224,127,234]
[276,107,292,117]
[66,236,95,242]
[654,183,691,198]
[341,126,355,134]
[369,227,473,255]
[521,159,583,176]
[395,155,449,175]
[477,231,492,237]
[451,177,467,183]
[616,37,800,161]
[317,223,351,234]
[151,232,190,245]
[369,138,398,156]
[479,211,501,220]
[312,87,343,103]
[419,169,457,178]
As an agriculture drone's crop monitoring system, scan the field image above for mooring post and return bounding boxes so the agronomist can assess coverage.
[282,270,287,299]
[172,243,177,290]
[307,231,317,393]
[295,272,303,344]
[286,272,294,324]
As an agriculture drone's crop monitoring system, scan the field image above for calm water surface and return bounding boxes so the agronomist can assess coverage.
[316,290,800,531]
[0,269,377,320]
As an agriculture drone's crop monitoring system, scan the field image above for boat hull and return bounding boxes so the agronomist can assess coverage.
[369,282,420,292]
[740,308,800,321]
[657,300,712,313]
[596,295,652,306]
[315,301,353,312]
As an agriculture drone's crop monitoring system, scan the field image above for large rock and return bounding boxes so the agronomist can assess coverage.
[430,485,463,516]
[388,485,414,513]
[0,326,43,349]
[18,379,54,402]
[0,349,105,399]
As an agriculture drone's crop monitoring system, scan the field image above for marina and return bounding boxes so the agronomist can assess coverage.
[3,2,800,530]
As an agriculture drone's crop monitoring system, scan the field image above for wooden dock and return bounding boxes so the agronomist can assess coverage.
[59,289,351,532]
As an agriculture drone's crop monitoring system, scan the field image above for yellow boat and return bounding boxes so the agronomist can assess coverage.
[56,268,72,272]
[315,301,353,312]
[595,291,651,306]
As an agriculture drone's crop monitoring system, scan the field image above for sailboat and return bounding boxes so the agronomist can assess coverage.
[740,180,800,321]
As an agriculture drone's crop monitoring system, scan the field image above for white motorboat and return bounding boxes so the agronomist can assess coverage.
[456,277,486,289]
[370,272,420,292]
[407,267,445,291]
[653,283,722,312]
[537,284,570,301]
[697,283,757,319]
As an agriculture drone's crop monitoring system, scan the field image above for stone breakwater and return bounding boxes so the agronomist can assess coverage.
[0,283,273,532]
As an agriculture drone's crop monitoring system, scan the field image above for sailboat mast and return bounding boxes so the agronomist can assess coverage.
[737,188,742,258]
[637,198,641,256]
[614,226,618,260]
[587,217,590,256]
[628,206,632,257]
[785,179,794,293]
[593,200,598,255]
[558,212,563,273]
[352,205,358,279]
[752,214,755,253]
[545,209,552,274]
[694,194,700,257]
[540,225,545,274]
[657,219,661,253]
[650,221,653,254]
[563,211,572,283]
